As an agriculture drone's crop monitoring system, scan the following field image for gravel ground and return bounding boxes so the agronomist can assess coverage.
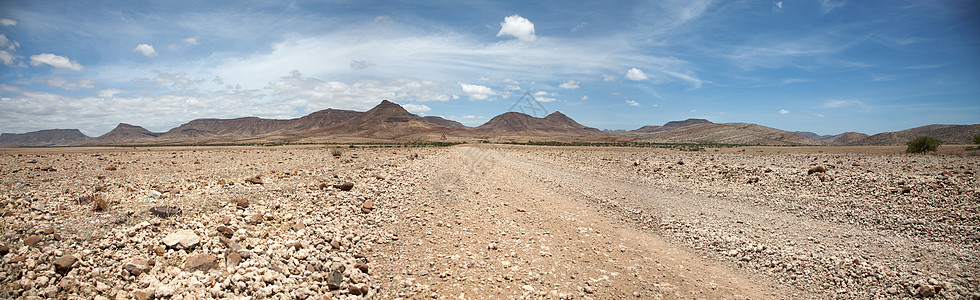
[0,145,977,299]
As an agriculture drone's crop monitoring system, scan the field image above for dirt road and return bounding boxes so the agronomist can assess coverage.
[375,145,979,299]
[375,145,792,299]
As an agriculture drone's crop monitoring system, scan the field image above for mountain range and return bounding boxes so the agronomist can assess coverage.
[1,100,978,147]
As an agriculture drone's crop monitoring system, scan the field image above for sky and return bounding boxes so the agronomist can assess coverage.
[1,0,978,137]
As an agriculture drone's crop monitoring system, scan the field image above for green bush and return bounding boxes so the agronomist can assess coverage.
[973,134,980,145]
[905,136,942,153]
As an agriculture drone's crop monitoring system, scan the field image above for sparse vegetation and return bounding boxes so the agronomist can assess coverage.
[330,148,343,157]
[905,136,942,154]
[975,134,980,145]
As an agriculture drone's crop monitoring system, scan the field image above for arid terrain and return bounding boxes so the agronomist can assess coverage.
[0,144,978,299]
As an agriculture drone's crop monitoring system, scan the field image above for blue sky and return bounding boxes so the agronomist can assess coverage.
[0,0,977,136]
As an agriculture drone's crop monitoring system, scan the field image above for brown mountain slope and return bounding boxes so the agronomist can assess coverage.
[825,132,870,145]
[0,129,90,147]
[301,100,451,141]
[422,116,467,128]
[475,111,603,135]
[851,124,980,145]
[631,118,713,133]
[633,123,821,145]
[87,123,160,145]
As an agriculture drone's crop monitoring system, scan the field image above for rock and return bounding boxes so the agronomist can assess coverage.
[124,258,152,276]
[225,251,242,268]
[291,222,306,231]
[183,253,218,272]
[106,166,117,171]
[746,177,760,184]
[327,270,343,290]
[41,166,57,171]
[54,255,77,274]
[233,198,249,209]
[354,262,369,273]
[901,187,911,194]
[9,255,25,263]
[149,205,181,218]
[155,284,176,297]
[349,284,366,295]
[92,195,109,211]
[0,244,8,256]
[217,179,227,185]
[246,176,263,185]
[216,226,234,238]
[162,230,200,250]
[43,228,54,234]
[24,235,42,247]
[916,284,936,297]
[287,241,302,250]
[76,195,95,205]
[808,166,827,174]
[153,245,166,256]
[360,199,374,213]
[334,182,354,191]
[247,214,263,224]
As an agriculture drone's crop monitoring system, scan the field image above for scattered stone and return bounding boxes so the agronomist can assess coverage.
[41,166,57,171]
[54,255,77,274]
[334,182,355,191]
[217,179,227,185]
[360,199,374,213]
[216,226,234,238]
[247,214,263,224]
[349,284,366,295]
[291,222,306,231]
[0,244,8,256]
[124,258,152,276]
[746,176,760,184]
[183,254,218,272]
[233,198,249,209]
[24,235,42,247]
[43,227,55,234]
[105,166,117,171]
[149,205,181,218]
[327,270,344,290]
[808,166,827,174]
[92,195,109,211]
[901,187,911,194]
[76,195,95,205]
[162,230,200,250]
[354,262,369,273]
[916,284,937,297]
[246,176,263,185]
[153,245,166,256]
[9,255,25,263]
[225,251,242,268]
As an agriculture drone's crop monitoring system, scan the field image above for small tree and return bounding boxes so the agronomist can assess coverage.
[906,136,942,154]
[973,134,980,145]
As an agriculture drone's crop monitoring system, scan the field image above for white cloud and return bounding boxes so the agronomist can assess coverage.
[184,37,198,45]
[134,44,158,57]
[98,89,125,97]
[350,60,373,70]
[534,91,549,96]
[559,80,579,89]
[773,1,783,9]
[29,53,83,71]
[581,95,589,101]
[478,77,490,81]
[536,96,557,102]
[459,82,495,100]
[0,50,15,66]
[402,103,431,113]
[0,18,15,26]
[779,109,790,115]
[139,71,204,89]
[625,100,641,107]
[662,70,702,89]
[46,77,94,90]
[497,15,536,42]
[781,78,810,84]
[820,0,844,14]
[821,99,864,108]
[603,75,616,82]
[625,68,648,81]
[815,113,825,118]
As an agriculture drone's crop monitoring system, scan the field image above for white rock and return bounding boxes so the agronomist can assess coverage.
[162,230,200,249]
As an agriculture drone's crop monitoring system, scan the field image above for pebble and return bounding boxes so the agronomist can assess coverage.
[183,253,218,272]
[162,230,200,250]
[54,255,77,274]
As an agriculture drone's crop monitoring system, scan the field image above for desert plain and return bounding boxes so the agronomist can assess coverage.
[0,144,977,299]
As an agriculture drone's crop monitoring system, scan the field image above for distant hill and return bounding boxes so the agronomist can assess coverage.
[631,123,820,145]
[2,100,977,147]
[0,129,90,147]
[475,111,603,135]
[422,116,467,128]
[631,118,713,133]
[854,124,980,145]
[86,123,160,145]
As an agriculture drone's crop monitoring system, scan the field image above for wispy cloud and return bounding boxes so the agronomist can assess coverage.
[904,63,946,70]
[29,53,83,71]
[625,100,641,107]
[133,44,158,57]
[779,109,790,115]
[559,80,579,89]
[781,78,810,84]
